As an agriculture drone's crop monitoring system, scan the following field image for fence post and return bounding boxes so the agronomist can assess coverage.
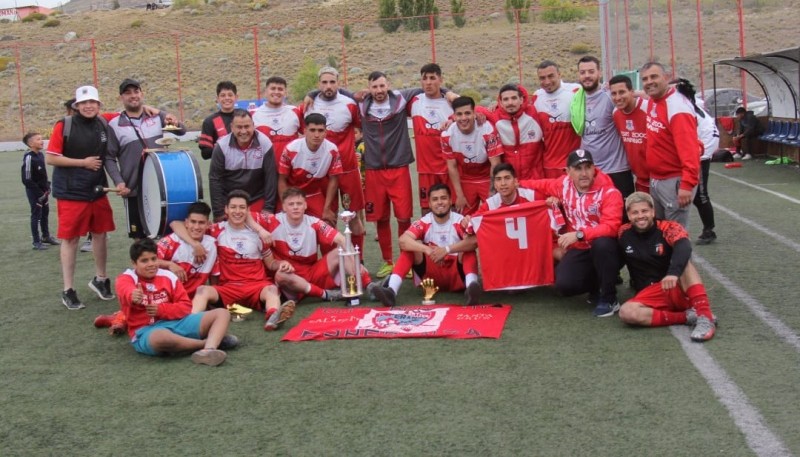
[667,0,675,79]
[514,9,522,85]
[253,27,261,101]
[91,39,99,88]
[429,14,436,63]
[647,0,653,61]
[173,34,185,123]
[736,0,747,107]
[14,45,25,136]
[695,0,705,96]
[599,0,611,83]
[624,0,632,70]
[340,20,348,86]
[614,0,621,71]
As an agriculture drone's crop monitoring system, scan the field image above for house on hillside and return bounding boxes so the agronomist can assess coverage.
[0,5,55,22]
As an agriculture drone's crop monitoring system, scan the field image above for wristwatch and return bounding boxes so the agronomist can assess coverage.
[576,230,585,241]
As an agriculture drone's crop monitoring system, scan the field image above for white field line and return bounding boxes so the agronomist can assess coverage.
[710,170,800,205]
[713,203,800,253]
[670,326,793,457]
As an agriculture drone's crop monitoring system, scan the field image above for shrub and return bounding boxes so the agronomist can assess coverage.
[570,43,592,54]
[131,19,144,28]
[505,0,531,24]
[451,0,466,28]
[398,0,416,31]
[0,56,12,71]
[291,57,320,103]
[112,0,120,10]
[460,88,482,106]
[42,19,61,27]
[22,12,47,22]
[415,0,439,31]
[343,23,351,40]
[540,0,586,23]
[327,55,338,68]
[378,0,401,33]
[172,0,204,8]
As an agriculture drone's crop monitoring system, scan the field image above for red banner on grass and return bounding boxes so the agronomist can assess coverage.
[282,304,512,341]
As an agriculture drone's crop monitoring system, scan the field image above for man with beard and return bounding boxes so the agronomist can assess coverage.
[609,74,650,193]
[106,79,185,239]
[199,81,238,160]
[617,192,716,342]
[252,76,303,169]
[368,183,481,307]
[532,60,582,178]
[572,56,634,203]
[208,109,278,221]
[640,62,700,228]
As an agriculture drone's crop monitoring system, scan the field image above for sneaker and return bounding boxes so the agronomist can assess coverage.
[696,229,717,245]
[592,299,620,318]
[89,277,115,301]
[80,238,92,252]
[62,288,85,310]
[376,262,393,278]
[742,154,753,161]
[218,334,240,350]
[365,280,384,301]
[324,288,344,302]
[191,348,227,366]
[464,282,482,306]
[32,242,48,250]
[93,313,115,328]
[371,285,397,307]
[264,300,296,331]
[732,153,742,160]
[41,236,60,245]
[690,315,716,342]
[109,311,127,335]
[685,309,718,326]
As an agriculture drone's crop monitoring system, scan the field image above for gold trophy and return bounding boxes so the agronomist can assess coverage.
[421,278,438,305]
[338,207,363,306]
[227,303,253,322]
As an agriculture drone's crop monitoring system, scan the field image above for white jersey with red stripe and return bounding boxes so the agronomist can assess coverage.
[306,93,360,171]
[409,94,453,174]
[257,212,339,266]
[208,220,270,284]
[406,211,467,267]
[157,233,219,295]
[252,103,303,160]
[480,187,537,213]
[532,82,582,170]
[441,121,503,182]
[279,138,344,197]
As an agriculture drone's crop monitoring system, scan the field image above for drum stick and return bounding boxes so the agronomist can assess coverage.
[94,185,122,195]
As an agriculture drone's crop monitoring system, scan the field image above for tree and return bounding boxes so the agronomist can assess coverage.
[451,0,466,28]
[415,0,439,31]
[398,0,417,31]
[291,58,321,104]
[378,0,401,33]
[505,0,531,24]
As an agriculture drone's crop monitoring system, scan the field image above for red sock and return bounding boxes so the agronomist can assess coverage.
[686,284,713,319]
[377,220,393,262]
[352,233,365,261]
[398,219,411,235]
[650,310,688,327]
[265,308,276,320]
[393,251,415,277]
[461,251,478,276]
[307,284,325,298]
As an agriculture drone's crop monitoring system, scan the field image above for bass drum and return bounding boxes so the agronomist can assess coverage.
[138,150,203,238]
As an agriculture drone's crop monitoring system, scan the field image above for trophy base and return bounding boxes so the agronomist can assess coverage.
[230,314,247,322]
[346,298,361,307]
[421,300,436,305]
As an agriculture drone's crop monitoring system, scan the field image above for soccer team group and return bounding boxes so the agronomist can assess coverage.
[21,56,719,366]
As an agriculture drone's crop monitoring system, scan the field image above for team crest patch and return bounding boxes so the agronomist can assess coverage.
[655,243,664,256]
[626,120,634,131]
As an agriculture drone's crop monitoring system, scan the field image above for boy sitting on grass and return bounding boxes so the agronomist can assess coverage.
[116,239,237,366]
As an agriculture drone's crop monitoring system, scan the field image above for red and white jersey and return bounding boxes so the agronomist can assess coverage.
[116,268,191,338]
[256,212,339,267]
[157,234,219,296]
[207,219,270,284]
[490,108,545,180]
[532,82,582,170]
[253,103,303,164]
[520,170,622,249]
[305,93,360,171]
[471,201,555,290]
[406,211,468,267]
[477,187,537,214]
[613,97,650,184]
[408,94,453,174]
[280,138,343,197]
[646,87,701,190]
[441,121,502,182]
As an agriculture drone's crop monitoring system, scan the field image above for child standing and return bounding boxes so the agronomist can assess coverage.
[21,132,59,250]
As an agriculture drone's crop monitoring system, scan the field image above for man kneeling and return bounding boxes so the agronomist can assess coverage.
[618,192,716,342]
[369,183,481,307]
[116,239,237,366]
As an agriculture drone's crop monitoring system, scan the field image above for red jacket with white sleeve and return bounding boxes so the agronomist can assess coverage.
[645,87,701,191]
[116,269,192,339]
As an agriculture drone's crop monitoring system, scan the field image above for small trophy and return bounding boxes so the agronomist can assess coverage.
[421,278,438,305]
[227,303,253,322]
[338,209,363,306]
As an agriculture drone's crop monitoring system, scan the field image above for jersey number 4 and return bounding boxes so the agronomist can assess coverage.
[505,217,528,249]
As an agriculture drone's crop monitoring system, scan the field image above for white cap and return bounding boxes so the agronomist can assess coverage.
[72,85,101,108]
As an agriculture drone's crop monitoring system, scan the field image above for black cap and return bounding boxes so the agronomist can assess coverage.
[119,78,142,94]
[567,149,594,168]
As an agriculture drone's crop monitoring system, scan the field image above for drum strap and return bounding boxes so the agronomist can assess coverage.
[122,112,150,152]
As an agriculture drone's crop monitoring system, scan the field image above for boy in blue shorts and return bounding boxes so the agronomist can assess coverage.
[116,239,237,366]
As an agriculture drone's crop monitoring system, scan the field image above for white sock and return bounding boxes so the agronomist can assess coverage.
[388,274,403,294]
[465,273,478,286]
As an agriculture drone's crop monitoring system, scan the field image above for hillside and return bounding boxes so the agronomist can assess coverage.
[0,0,797,140]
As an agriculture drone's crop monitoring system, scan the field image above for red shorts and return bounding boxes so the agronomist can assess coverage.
[304,192,337,220]
[418,173,450,209]
[459,180,491,216]
[543,168,566,179]
[57,197,115,239]
[214,280,274,310]
[635,177,650,193]
[365,168,413,222]
[629,282,691,311]
[338,170,365,211]
[414,258,466,292]
[293,258,338,289]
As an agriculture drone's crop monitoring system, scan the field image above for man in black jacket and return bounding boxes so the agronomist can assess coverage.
[733,106,761,160]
